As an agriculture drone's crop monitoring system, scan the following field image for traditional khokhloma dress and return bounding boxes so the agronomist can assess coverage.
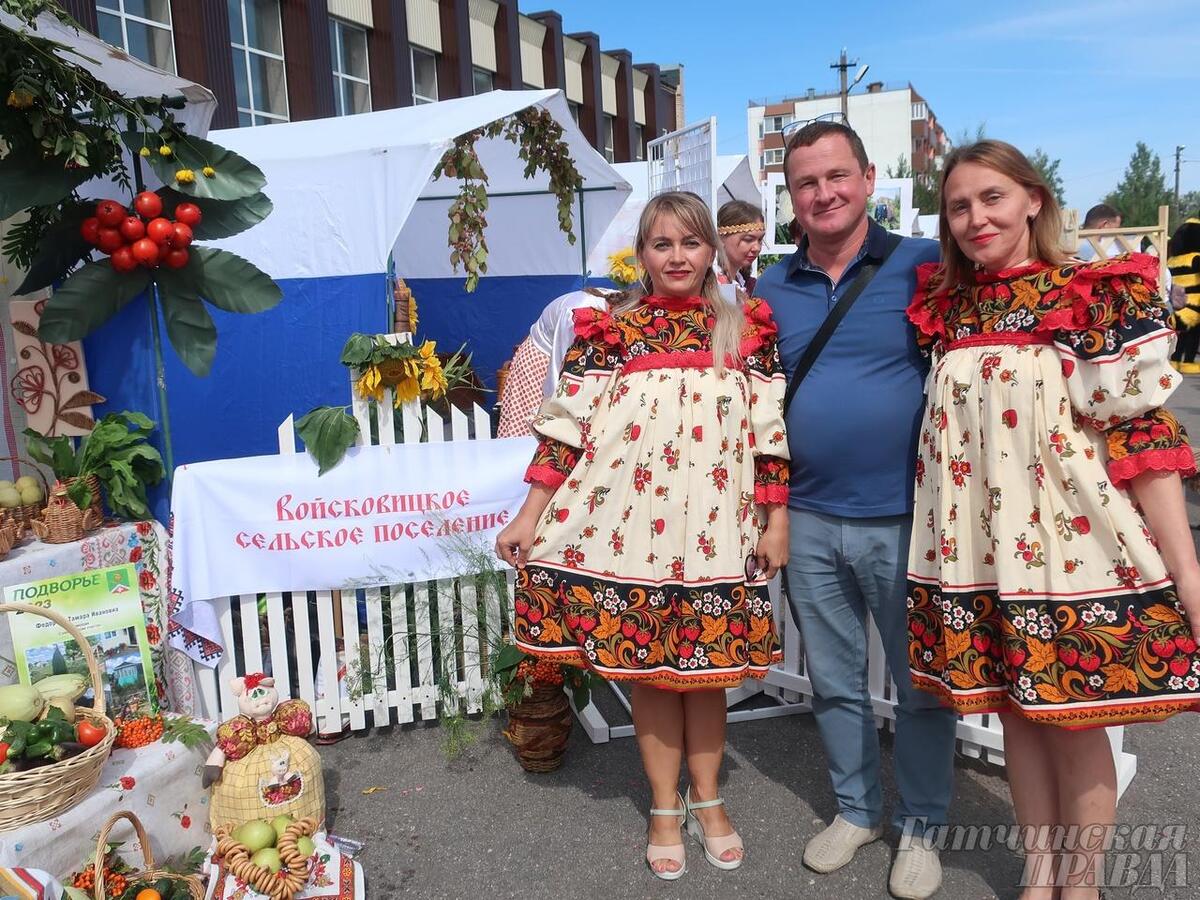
[512,295,790,689]
[906,253,1200,728]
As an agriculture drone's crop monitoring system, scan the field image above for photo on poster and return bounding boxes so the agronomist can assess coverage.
[869,178,915,235]
[4,563,157,715]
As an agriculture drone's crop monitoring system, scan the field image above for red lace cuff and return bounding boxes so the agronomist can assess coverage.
[739,297,780,357]
[1108,446,1197,488]
[906,262,949,341]
[754,484,790,505]
[524,465,567,488]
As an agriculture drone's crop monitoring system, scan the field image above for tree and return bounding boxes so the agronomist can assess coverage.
[1028,148,1065,205]
[885,154,941,216]
[1174,190,1200,227]
[1104,142,1172,227]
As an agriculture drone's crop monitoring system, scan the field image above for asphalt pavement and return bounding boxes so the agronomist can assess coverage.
[317,375,1200,900]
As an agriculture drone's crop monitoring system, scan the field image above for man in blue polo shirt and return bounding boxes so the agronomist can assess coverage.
[756,121,957,900]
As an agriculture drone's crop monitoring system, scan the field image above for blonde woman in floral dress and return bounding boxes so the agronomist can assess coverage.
[496,191,789,880]
[907,140,1200,900]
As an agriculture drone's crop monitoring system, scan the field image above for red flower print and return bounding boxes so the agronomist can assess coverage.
[51,344,79,369]
[980,354,1001,381]
[1001,409,1017,428]
[652,518,665,535]
[709,463,729,492]
[120,776,136,790]
[692,426,703,441]
[1071,516,1091,535]
[1170,656,1190,677]
[629,424,641,441]
[129,546,143,563]
[670,557,685,580]
[136,521,152,535]
[661,442,680,470]
[139,569,157,591]
[915,458,926,486]
[180,815,192,828]
[146,622,161,644]
[561,545,586,567]
[633,464,652,493]
[565,382,581,396]
[1062,359,1075,377]
[555,508,569,522]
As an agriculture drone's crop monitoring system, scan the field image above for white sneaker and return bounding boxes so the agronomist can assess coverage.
[802,814,884,873]
[889,844,943,899]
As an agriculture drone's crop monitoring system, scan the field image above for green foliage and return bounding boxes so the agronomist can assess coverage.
[295,406,360,475]
[37,261,151,343]
[12,199,93,293]
[124,131,266,200]
[1105,142,1172,227]
[433,107,583,292]
[1028,148,1065,206]
[885,154,941,216]
[156,187,274,240]
[161,715,211,750]
[24,411,165,520]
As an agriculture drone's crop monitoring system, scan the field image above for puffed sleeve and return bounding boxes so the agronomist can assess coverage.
[524,307,625,488]
[906,262,951,355]
[215,715,256,760]
[741,298,790,504]
[1053,254,1196,487]
[274,698,314,736]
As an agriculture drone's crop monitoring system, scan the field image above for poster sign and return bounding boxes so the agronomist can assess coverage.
[4,564,156,713]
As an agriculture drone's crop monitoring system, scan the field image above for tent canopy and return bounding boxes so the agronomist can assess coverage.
[210,90,630,281]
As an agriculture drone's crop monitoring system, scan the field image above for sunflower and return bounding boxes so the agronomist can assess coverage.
[354,364,384,402]
[607,247,639,287]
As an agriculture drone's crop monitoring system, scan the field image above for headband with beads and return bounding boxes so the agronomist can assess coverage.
[717,222,766,235]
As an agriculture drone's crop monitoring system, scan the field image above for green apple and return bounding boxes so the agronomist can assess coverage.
[0,488,21,509]
[0,480,13,490]
[251,847,283,874]
[270,814,295,841]
[233,819,276,853]
[296,835,316,857]
[18,484,42,505]
[14,476,37,491]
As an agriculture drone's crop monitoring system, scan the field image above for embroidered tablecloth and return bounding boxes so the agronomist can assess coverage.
[0,520,196,715]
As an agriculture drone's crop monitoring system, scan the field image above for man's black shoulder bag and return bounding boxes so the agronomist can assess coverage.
[781,230,904,415]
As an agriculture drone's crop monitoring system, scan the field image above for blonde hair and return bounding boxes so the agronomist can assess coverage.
[937,140,1068,289]
[616,191,742,374]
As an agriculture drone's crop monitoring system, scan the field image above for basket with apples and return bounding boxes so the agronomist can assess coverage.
[0,457,48,538]
[213,814,319,899]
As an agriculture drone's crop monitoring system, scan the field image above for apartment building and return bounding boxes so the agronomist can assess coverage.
[67,1,683,162]
[747,81,947,184]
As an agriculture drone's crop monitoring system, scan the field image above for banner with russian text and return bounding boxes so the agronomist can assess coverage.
[168,437,535,665]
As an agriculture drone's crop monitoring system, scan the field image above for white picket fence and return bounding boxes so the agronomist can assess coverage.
[189,334,1136,794]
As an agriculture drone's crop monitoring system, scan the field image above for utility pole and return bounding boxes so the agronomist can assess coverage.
[830,49,868,127]
[1175,144,1186,212]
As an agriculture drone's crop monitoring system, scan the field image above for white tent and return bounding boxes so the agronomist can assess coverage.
[587,154,763,273]
[209,90,630,281]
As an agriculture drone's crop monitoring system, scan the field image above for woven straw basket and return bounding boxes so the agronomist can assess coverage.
[30,483,102,544]
[504,683,572,772]
[213,816,319,899]
[0,602,117,831]
[94,810,204,900]
[0,455,49,536]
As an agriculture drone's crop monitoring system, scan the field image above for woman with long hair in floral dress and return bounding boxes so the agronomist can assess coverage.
[496,191,789,880]
[907,140,1200,900]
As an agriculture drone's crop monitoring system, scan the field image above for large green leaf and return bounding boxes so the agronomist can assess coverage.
[157,266,217,376]
[14,201,95,295]
[125,132,266,200]
[154,187,274,240]
[190,246,282,314]
[296,406,360,475]
[38,262,150,343]
[0,150,93,220]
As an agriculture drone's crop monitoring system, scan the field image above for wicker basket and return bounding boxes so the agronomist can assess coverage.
[0,520,18,561]
[213,816,319,900]
[504,683,572,773]
[94,810,204,900]
[0,602,117,832]
[62,472,104,527]
[0,455,49,536]
[30,484,102,544]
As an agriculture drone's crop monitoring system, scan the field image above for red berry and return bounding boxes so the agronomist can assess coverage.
[171,222,194,248]
[163,248,189,269]
[96,227,124,254]
[134,190,163,219]
[111,245,138,272]
[95,200,126,227]
[174,202,202,226]
[119,215,145,242]
[80,216,101,245]
[146,217,173,244]
[132,238,161,266]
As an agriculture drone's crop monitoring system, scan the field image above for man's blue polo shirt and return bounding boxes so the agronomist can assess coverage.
[755,220,939,518]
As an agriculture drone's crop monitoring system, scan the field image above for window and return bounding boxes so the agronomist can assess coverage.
[472,67,494,95]
[602,114,615,163]
[95,0,176,73]
[329,18,370,116]
[568,101,581,124]
[228,0,288,126]
[911,101,928,120]
[635,129,645,161]
[411,46,438,104]
[761,148,784,169]
[762,113,794,134]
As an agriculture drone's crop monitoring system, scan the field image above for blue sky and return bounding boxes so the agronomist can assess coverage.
[530,0,1200,213]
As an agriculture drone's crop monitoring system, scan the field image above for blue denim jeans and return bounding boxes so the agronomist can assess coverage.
[786,508,957,833]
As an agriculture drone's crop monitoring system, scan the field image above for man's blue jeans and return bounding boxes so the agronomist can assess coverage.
[785,508,957,834]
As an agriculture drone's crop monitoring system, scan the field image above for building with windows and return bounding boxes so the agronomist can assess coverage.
[747,81,947,185]
[67,1,683,163]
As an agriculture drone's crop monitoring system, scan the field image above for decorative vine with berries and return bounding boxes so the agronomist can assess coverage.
[432,106,584,292]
